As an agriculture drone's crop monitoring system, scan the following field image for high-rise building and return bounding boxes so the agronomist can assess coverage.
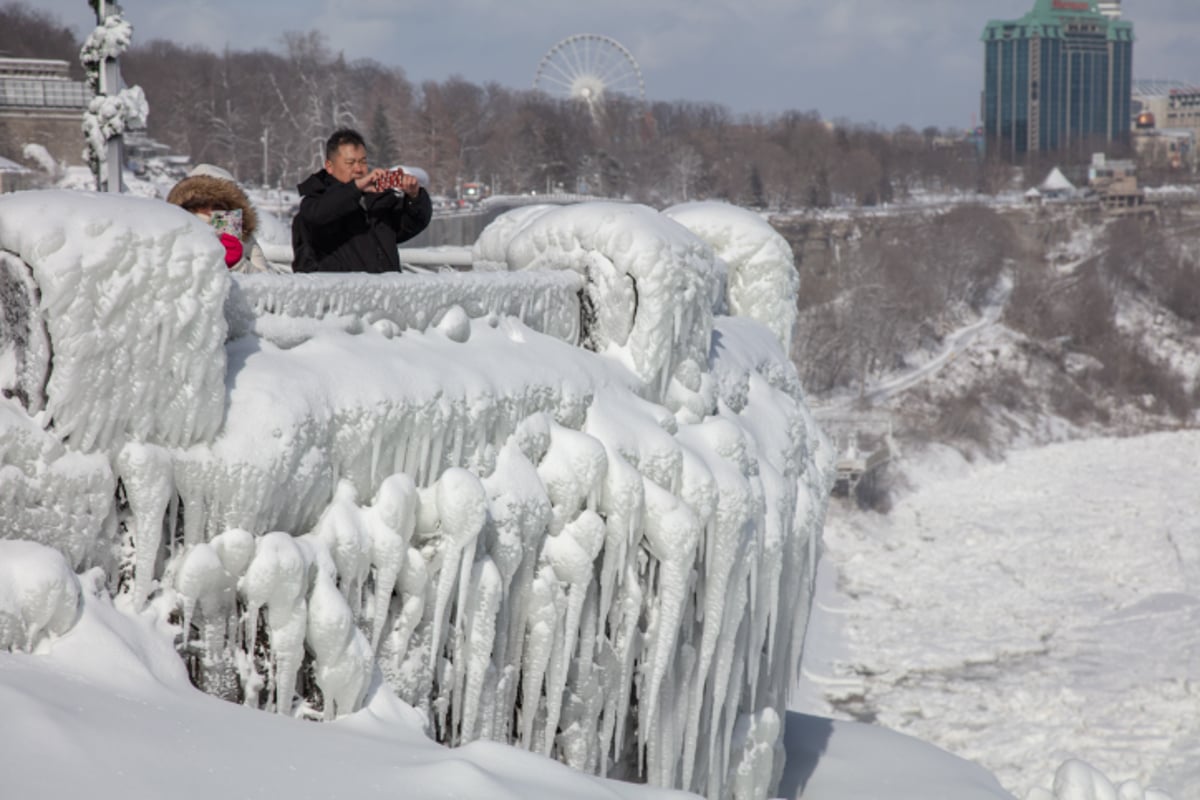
[981,0,1134,160]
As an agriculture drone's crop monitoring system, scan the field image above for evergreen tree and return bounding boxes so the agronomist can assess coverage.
[749,163,766,208]
[370,104,398,167]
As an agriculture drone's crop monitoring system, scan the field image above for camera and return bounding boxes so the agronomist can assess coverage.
[375,167,407,192]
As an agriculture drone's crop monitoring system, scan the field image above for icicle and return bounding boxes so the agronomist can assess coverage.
[364,473,417,650]
[426,468,487,681]
[116,442,175,608]
[639,479,701,748]
[539,510,605,754]
[459,556,501,743]
[311,480,371,612]
[390,547,427,667]
[240,532,308,714]
[519,567,558,750]
[307,563,371,719]
[601,561,643,768]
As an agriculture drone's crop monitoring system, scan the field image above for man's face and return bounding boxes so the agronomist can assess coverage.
[326,143,369,184]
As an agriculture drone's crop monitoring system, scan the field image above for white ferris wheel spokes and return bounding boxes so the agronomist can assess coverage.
[534,34,645,112]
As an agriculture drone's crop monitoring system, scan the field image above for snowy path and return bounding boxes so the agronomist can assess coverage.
[860,294,1006,406]
[795,431,1200,798]
[815,277,1011,415]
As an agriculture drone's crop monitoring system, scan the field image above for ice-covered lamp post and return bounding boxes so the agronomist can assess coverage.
[80,0,147,193]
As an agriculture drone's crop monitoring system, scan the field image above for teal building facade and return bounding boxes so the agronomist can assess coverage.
[982,0,1133,159]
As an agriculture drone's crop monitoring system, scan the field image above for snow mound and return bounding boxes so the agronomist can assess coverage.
[0,540,80,652]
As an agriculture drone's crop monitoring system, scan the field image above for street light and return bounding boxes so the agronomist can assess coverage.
[260,128,269,189]
[94,0,125,193]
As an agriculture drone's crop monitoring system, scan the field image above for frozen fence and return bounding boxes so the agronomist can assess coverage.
[226,269,584,346]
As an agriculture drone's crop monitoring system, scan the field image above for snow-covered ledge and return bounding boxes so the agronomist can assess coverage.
[0,189,833,800]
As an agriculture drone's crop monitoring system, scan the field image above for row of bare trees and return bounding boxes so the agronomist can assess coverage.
[3,2,984,205]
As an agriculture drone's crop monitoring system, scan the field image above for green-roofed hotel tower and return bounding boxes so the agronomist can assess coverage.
[982,0,1133,159]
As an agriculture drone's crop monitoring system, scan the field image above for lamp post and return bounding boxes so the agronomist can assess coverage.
[261,128,269,189]
[93,0,125,193]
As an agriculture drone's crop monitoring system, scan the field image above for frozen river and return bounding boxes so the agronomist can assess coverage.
[795,431,1200,798]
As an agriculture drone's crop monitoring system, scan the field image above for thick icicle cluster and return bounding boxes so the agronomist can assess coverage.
[664,202,799,354]
[0,193,833,800]
[0,398,114,568]
[0,192,228,453]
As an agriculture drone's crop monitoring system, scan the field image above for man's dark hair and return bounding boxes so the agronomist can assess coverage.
[325,128,366,161]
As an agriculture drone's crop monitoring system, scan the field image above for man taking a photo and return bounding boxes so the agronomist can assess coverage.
[292,128,433,273]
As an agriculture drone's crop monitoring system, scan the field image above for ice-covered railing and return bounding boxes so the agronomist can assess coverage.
[503,202,723,404]
[0,190,833,800]
[226,269,583,347]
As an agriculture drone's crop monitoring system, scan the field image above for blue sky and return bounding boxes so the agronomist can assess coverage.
[29,0,1200,129]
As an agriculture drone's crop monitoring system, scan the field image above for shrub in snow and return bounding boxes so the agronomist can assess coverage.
[0,191,834,800]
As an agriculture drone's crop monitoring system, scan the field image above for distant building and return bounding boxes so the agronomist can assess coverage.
[1132,80,1200,134]
[1096,0,1121,19]
[1130,80,1200,170]
[981,0,1134,160]
[1088,152,1145,214]
[0,57,91,166]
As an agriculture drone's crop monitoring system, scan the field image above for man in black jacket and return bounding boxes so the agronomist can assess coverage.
[292,128,433,273]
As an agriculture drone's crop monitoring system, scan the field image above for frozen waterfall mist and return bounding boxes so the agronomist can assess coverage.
[0,192,834,799]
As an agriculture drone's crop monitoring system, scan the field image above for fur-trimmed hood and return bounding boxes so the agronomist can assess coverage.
[166,175,258,237]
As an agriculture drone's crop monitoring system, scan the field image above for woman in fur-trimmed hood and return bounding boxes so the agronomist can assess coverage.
[166,165,278,273]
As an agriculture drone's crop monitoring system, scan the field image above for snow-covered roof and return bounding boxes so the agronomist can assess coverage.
[0,155,31,173]
[1040,167,1075,193]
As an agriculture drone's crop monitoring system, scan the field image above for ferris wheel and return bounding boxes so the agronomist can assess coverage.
[533,34,645,112]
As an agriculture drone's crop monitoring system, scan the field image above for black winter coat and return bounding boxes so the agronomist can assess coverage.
[292,170,433,273]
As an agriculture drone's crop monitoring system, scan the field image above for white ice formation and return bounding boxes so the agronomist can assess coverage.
[664,201,799,354]
[0,192,833,800]
[1026,759,1175,800]
[0,540,81,652]
[0,192,227,453]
